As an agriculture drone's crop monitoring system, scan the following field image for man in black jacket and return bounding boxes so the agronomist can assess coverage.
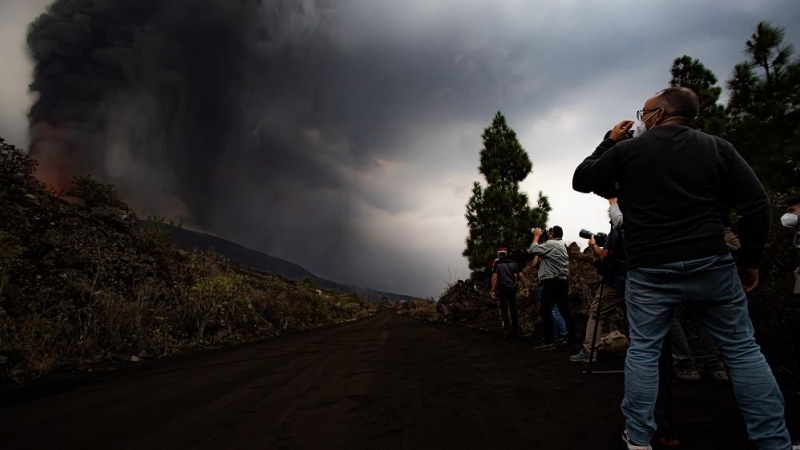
[572,87,792,450]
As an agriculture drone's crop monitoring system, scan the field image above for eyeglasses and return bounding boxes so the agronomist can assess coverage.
[636,108,661,120]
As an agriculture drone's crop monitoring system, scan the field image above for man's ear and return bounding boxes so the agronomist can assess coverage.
[656,108,668,125]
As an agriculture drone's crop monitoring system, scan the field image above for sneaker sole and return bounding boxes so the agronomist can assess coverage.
[622,431,652,450]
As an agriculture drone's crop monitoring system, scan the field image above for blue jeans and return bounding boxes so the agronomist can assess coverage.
[622,254,791,449]
[539,286,568,339]
[552,305,568,339]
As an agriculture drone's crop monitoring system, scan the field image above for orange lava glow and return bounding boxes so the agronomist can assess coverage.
[29,122,82,192]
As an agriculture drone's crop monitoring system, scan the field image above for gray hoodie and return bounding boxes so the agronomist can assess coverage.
[528,240,569,281]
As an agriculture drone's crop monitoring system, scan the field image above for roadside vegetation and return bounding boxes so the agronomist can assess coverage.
[0,139,375,383]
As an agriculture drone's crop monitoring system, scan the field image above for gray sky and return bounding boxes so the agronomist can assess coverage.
[1,0,799,298]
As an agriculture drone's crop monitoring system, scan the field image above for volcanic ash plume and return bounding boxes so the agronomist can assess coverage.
[26,0,328,223]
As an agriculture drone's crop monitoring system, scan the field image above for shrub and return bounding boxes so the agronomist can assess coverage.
[0,138,37,185]
[181,273,252,341]
[139,215,178,253]
[65,175,128,210]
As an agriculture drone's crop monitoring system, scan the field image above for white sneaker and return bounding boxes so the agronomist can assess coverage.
[621,431,652,450]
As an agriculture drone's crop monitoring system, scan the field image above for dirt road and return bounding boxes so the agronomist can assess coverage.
[1,309,797,449]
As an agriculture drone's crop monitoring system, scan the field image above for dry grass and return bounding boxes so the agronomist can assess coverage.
[396,299,438,321]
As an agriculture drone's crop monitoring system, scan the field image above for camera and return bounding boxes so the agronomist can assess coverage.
[531,227,551,243]
[541,228,550,243]
[579,229,607,247]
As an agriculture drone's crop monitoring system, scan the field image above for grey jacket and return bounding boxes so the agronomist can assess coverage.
[528,240,569,281]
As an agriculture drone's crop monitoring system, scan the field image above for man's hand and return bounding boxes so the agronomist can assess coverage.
[588,235,596,247]
[609,120,634,142]
[738,266,759,293]
[532,227,543,238]
[608,197,618,204]
[490,291,497,301]
[523,288,529,297]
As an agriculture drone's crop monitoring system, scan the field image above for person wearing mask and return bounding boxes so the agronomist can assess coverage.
[571,198,627,363]
[573,87,794,450]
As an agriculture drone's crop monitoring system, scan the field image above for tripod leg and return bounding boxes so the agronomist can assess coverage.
[585,282,605,373]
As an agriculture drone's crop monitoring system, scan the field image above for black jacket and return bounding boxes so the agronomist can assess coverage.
[572,125,769,269]
[601,224,627,289]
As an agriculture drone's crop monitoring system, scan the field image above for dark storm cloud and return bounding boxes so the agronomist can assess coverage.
[23,0,456,295]
[16,0,800,297]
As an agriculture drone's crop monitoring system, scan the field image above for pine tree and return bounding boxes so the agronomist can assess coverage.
[725,21,800,192]
[669,55,727,135]
[463,112,550,283]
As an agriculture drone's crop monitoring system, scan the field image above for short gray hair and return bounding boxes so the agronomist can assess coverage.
[656,87,699,120]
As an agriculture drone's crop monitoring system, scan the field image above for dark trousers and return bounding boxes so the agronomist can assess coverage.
[498,288,519,334]
[540,278,575,344]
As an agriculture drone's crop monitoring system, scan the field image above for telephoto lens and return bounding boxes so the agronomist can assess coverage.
[579,229,593,240]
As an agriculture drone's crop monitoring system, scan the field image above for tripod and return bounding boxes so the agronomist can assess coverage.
[583,280,624,374]
[581,228,679,444]
[584,229,623,375]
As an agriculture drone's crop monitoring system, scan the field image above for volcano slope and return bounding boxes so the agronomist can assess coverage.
[1,308,797,450]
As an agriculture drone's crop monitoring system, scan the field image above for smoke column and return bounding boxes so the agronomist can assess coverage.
[23,0,503,297]
[28,0,332,225]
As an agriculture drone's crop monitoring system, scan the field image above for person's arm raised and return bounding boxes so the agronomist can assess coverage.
[609,198,623,229]
[589,235,608,259]
[572,121,631,194]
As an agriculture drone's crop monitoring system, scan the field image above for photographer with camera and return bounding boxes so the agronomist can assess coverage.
[571,198,628,363]
[533,250,570,344]
[528,226,576,351]
[573,87,792,450]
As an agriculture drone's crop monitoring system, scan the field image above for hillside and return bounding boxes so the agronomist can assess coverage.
[162,224,417,304]
[0,138,378,383]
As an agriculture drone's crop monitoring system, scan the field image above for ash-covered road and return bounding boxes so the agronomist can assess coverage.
[1,309,796,449]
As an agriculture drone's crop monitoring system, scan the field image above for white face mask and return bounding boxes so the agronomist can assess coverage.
[631,120,648,138]
[781,213,798,228]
